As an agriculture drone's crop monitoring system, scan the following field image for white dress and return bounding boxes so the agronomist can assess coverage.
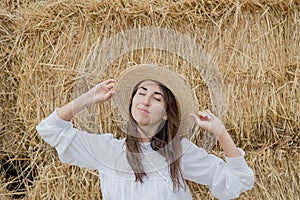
[36,110,254,200]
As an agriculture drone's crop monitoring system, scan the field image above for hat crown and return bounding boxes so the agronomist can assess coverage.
[113,64,198,137]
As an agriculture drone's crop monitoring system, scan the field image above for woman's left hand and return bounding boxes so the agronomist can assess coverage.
[190,110,225,138]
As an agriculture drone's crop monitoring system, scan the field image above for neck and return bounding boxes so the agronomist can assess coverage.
[139,137,151,143]
[135,120,166,143]
[137,126,154,142]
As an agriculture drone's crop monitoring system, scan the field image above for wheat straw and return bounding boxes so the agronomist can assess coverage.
[1,0,299,199]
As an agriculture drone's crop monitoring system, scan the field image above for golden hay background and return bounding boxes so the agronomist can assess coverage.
[0,0,299,199]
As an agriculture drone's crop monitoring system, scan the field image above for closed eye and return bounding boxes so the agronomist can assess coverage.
[154,97,161,101]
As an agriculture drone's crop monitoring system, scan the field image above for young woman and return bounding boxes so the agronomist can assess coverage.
[36,65,254,200]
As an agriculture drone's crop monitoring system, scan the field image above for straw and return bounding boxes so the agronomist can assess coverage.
[1,0,299,199]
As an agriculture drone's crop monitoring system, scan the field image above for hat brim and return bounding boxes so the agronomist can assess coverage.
[113,64,198,137]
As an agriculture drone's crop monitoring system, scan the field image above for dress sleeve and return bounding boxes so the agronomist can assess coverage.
[181,138,254,200]
[36,110,123,171]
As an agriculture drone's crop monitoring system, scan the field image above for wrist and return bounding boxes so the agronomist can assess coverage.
[70,93,90,114]
[215,125,226,139]
[78,92,93,107]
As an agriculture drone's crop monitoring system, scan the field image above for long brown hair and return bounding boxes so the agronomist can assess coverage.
[125,80,186,191]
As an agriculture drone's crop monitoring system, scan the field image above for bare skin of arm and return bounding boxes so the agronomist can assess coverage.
[190,111,241,158]
[57,79,115,121]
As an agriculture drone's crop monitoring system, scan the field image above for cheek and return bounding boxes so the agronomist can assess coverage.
[131,96,138,108]
[131,97,141,118]
[132,94,142,104]
[150,104,167,116]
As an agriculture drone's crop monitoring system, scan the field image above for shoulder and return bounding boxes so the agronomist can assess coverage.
[78,132,125,147]
[101,133,126,147]
[181,138,208,159]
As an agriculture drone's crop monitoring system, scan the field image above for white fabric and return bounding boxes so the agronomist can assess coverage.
[36,110,254,200]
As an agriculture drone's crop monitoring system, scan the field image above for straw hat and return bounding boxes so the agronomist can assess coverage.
[113,64,198,136]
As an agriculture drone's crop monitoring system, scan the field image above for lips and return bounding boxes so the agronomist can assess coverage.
[138,108,150,114]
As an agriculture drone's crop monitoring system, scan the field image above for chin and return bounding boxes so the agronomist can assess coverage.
[133,116,150,126]
[136,121,150,127]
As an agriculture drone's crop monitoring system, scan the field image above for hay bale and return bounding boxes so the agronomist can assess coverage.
[1,0,299,199]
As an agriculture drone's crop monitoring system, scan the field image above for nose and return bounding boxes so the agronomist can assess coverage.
[142,95,151,106]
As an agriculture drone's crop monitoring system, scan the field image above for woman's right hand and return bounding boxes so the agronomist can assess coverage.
[57,79,116,121]
[84,79,116,106]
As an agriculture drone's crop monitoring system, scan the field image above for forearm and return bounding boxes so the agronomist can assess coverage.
[57,79,115,121]
[217,128,241,158]
[57,93,91,121]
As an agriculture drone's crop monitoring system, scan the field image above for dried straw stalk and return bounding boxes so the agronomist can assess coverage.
[1,0,299,199]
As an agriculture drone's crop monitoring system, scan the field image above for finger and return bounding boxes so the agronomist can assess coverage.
[106,83,114,89]
[98,84,109,92]
[190,113,210,124]
[99,79,115,89]
[104,90,116,100]
[198,111,212,121]
[198,111,207,118]
[102,79,115,85]
[205,109,213,116]
[189,113,202,124]
[205,109,211,113]
[206,109,214,116]
[189,113,210,129]
[198,111,211,119]
[99,82,114,92]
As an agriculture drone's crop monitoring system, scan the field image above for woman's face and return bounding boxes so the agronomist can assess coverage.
[131,80,167,130]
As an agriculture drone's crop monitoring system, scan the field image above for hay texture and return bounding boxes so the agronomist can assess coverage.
[1,0,299,199]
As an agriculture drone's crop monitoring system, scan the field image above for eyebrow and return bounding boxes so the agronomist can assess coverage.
[138,86,164,96]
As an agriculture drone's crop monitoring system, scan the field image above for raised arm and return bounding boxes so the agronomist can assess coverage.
[58,79,116,121]
[190,110,240,158]
[36,79,120,171]
[186,110,254,199]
